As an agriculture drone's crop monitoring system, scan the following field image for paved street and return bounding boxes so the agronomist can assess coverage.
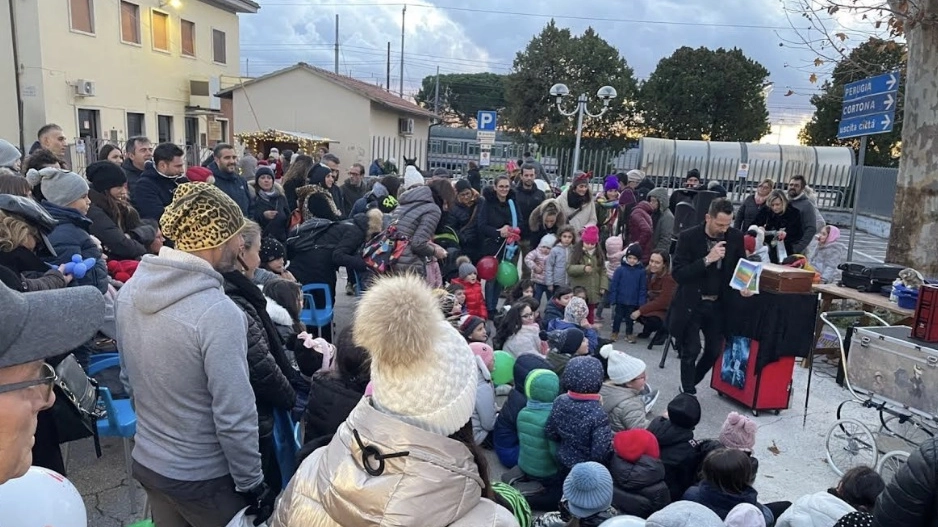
[73,230,893,525]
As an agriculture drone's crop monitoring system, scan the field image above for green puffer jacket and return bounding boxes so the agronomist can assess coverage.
[567,251,609,304]
[517,369,561,479]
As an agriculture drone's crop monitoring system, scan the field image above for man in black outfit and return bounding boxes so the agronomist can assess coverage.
[669,198,751,395]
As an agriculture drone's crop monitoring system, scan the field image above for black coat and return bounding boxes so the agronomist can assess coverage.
[121,158,145,197]
[753,204,804,262]
[668,223,745,340]
[251,186,291,243]
[283,177,304,213]
[302,374,367,444]
[477,186,518,257]
[873,437,938,527]
[131,165,186,221]
[647,416,700,502]
[610,455,671,518]
[332,209,383,281]
[447,197,481,262]
[223,271,296,438]
[0,247,68,291]
[513,183,546,238]
[286,218,343,300]
[86,189,147,260]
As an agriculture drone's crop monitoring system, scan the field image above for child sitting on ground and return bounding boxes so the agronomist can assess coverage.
[493,354,553,469]
[609,243,647,343]
[548,295,600,354]
[469,342,497,446]
[545,356,613,469]
[526,233,556,306]
[459,314,489,344]
[599,345,658,431]
[495,300,544,358]
[516,368,562,510]
[776,466,884,526]
[534,462,619,527]
[260,236,297,281]
[610,429,671,518]
[648,393,703,501]
[542,286,573,329]
[452,256,487,319]
[442,282,466,323]
[544,326,588,377]
[683,448,774,525]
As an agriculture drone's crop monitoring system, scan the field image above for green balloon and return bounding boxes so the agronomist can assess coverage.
[492,351,515,386]
[496,260,519,287]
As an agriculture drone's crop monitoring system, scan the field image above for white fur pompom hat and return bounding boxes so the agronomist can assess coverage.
[353,273,478,436]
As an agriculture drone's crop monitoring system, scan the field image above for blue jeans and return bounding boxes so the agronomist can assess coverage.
[533,283,549,309]
[611,304,638,334]
[485,279,502,317]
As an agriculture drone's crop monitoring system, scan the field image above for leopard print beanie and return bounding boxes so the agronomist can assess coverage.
[160,182,245,252]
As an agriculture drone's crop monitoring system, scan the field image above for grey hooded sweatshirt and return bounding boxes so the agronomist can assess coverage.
[116,247,263,491]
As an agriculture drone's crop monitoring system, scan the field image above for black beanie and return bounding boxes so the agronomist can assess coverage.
[260,237,285,263]
[459,316,486,339]
[455,179,472,193]
[625,242,643,261]
[667,393,702,429]
[86,161,127,193]
[255,166,275,186]
[307,164,331,187]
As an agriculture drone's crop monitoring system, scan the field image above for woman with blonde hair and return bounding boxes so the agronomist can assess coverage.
[754,189,803,264]
[735,178,775,231]
[0,195,71,291]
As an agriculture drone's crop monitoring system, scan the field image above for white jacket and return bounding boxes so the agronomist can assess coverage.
[775,490,856,527]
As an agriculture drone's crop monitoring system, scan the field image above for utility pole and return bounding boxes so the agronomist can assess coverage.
[334,14,339,74]
[386,42,391,92]
[433,66,440,115]
[399,5,405,97]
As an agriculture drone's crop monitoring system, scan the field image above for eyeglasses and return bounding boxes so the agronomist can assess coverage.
[0,363,56,404]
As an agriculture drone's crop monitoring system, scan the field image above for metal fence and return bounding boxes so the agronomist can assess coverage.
[371,136,428,171]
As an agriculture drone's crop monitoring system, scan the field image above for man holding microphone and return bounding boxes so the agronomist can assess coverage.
[669,198,750,395]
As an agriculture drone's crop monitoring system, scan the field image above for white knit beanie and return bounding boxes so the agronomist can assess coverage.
[403,165,424,190]
[539,233,557,248]
[600,345,646,384]
[353,273,477,436]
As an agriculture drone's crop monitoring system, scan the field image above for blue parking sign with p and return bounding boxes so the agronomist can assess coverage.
[477,111,497,131]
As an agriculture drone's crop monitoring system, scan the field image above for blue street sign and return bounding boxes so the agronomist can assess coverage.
[841,91,897,120]
[476,110,497,131]
[838,71,900,140]
[838,112,894,140]
[842,71,899,102]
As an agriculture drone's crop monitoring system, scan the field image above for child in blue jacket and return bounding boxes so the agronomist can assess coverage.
[609,243,647,343]
[545,356,613,470]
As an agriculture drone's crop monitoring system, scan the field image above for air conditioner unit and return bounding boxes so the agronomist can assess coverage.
[399,117,414,136]
[74,79,96,97]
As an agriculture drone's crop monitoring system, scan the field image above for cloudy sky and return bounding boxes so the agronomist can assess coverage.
[239,0,887,143]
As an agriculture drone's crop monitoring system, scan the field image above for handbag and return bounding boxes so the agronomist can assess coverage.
[51,354,101,448]
[361,220,410,274]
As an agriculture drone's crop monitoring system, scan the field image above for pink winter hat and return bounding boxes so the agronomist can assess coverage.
[719,412,758,451]
[605,235,623,255]
[581,224,600,245]
[469,342,494,371]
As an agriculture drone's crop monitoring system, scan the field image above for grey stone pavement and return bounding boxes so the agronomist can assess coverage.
[72,229,892,525]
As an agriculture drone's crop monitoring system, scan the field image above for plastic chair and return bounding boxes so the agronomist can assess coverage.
[88,352,120,369]
[272,408,299,488]
[299,283,334,337]
[87,356,138,513]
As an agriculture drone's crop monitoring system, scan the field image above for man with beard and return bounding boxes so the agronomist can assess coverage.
[121,136,153,196]
[132,142,186,221]
[116,183,274,526]
[212,143,253,217]
[515,163,546,250]
[786,175,820,255]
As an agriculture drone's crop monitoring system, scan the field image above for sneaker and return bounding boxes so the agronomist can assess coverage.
[610,332,619,341]
[626,334,637,344]
[679,385,697,397]
[641,384,660,414]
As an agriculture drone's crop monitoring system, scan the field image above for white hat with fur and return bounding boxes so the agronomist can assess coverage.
[353,274,478,436]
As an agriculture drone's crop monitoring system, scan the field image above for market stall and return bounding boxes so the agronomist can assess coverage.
[235,129,334,159]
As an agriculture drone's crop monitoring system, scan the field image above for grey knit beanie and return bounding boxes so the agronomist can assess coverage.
[0,139,22,169]
[35,168,88,207]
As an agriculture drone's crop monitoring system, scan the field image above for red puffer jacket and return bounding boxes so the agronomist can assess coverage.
[452,277,487,319]
[628,201,655,263]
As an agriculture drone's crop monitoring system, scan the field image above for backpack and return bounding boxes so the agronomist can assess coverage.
[361,220,410,274]
[672,201,698,241]
[286,219,337,256]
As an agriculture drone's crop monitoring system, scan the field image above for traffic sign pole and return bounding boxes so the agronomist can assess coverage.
[847,135,867,261]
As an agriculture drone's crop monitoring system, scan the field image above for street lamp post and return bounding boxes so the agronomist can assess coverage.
[550,83,617,179]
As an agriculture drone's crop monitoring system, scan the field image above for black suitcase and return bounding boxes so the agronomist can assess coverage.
[838,262,905,292]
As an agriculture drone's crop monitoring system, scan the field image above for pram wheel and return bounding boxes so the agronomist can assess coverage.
[876,450,910,485]
[826,418,877,476]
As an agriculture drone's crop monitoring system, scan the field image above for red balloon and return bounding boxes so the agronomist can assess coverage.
[477,256,498,281]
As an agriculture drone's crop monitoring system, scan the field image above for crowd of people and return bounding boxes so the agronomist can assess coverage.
[0,125,893,527]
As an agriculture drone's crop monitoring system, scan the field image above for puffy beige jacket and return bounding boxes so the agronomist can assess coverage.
[271,399,519,527]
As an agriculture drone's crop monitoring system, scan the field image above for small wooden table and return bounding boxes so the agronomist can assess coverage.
[804,283,915,367]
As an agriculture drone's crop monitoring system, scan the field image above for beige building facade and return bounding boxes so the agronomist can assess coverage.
[219,63,436,170]
[1,0,257,158]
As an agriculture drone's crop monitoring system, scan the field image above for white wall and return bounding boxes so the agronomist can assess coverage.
[0,2,21,145]
[368,105,431,169]
[15,0,244,145]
